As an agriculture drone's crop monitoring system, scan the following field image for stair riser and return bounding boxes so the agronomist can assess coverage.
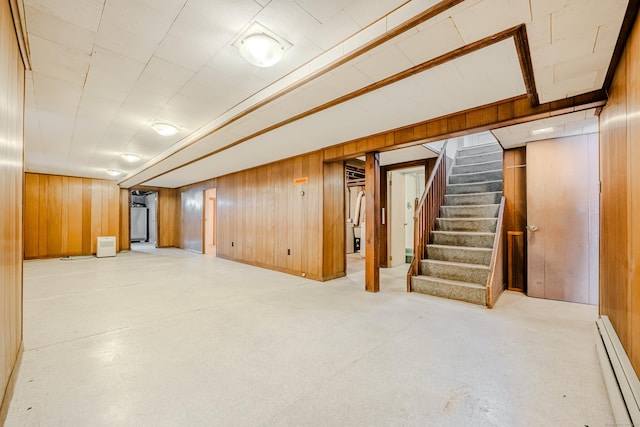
[449,170,503,184]
[452,160,503,175]
[431,232,494,248]
[455,151,503,165]
[420,261,489,285]
[426,246,492,265]
[440,205,500,218]
[411,276,486,306]
[447,180,503,194]
[457,144,503,157]
[444,192,502,206]
[436,218,498,232]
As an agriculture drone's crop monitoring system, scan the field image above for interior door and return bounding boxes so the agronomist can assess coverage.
[526,134,599,304]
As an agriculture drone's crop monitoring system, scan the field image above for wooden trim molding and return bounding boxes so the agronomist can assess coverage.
[323,90,607,162]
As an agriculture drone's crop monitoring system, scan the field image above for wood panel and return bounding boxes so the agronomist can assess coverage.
[216,151,341,281]
[365,152,381,292]
[502,147,527,291]
[23,173,121,259]
[157,188,180,248]
[323,162,345,279]
[599,12,640,377]
[0,0,24,421]
[119,189,130,251]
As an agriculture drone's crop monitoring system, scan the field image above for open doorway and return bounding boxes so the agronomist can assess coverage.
[130,190,158,251]
[345,160,366,275]
[386,167,426,268]
[204,188,217,255]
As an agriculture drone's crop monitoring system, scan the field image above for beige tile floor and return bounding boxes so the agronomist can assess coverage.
[6,247,614,426]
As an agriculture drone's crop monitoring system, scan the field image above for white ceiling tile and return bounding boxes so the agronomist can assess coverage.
[320,65,373,95]
[77,96,122,121]
[292,0,351,23]
[137,57,195,96]
[25,0,104,32]
[101,0,184,43]
[255,0,322,43]
[305,10,360,50]
[538,71,598,103]
[354,46,414,82]
[530,0,570,20]
[386,0,443,30]
[526,15,551,50]
[25,6,95,53]
[531,28,598,69]
[553,50,612,83]
[95,23,159,63]
[155,34,218,73]
[28,34,91,84]
[551,0,628,42]
[452,0,531,44]
[594,21,626,53]
[31,72,83,114]
[397,17,464,65]
[185,0,262,28]
[343,0,405,28]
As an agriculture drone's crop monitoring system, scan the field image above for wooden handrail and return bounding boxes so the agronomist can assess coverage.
[486,196,506,308]
[406,141,449,291]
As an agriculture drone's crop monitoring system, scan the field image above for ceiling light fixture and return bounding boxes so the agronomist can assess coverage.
[106,169,122,177]
[233,22,292,68]
[150,120,179,136]
[120,153,141,163]
[530,127,554,136]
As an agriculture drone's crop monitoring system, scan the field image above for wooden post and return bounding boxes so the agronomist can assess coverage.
[365,152,380,292]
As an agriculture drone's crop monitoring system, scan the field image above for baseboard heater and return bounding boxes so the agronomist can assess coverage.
[596,316,640,425]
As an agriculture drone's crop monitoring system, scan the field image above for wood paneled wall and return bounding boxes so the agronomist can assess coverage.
[24,174,121,258]
[502,147,527,290]
[217,151,343,281]
[0,0,25,421]
[599,12,640,377]
[120,189,130,251]
[157,188,180,248]
[176,179,216,251]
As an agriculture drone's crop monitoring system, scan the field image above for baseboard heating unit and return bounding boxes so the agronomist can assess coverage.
[596,316,640,426]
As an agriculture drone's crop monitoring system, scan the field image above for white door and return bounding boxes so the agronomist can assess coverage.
[388,171,406,267]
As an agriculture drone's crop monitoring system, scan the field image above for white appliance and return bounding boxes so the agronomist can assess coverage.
[130,207,148,242]
[96,236,116,258]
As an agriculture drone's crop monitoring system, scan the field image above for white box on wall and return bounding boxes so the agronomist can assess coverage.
[96,236,116,258]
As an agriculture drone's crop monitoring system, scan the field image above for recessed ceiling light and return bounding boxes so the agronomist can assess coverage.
[151,120,179,136]
[120,153,141,163]
[106,169,122,177]
[233,22,292,68]
[531,127,554,136]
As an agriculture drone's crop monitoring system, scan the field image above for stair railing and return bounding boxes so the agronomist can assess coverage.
[406,140,449,291]
[486,196,506,308]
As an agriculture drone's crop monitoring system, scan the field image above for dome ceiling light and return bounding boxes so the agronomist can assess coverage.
[233,22,292,68]
[150,120,180,136]
[106,169,122,177]
[120,153,141,163]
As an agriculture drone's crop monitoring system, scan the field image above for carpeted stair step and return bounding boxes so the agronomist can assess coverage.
[456,143,503,157]
[446,180,503,195]
[411,275,486,306]
[420,259,490,285]
[440,204,500,218]
[452,159,503,175]
[431,231,495,248]
[444,191,502,206]
[455,150,503,165]
[449,169,503,184]
[426,244,492,265]
[435,218,498,232]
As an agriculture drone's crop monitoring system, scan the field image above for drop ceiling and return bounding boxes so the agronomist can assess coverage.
[19,0,630,188]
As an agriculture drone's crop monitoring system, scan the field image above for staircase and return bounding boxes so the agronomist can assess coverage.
[411,142,503,306]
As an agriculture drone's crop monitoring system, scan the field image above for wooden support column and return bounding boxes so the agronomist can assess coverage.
[365,152,380,292]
